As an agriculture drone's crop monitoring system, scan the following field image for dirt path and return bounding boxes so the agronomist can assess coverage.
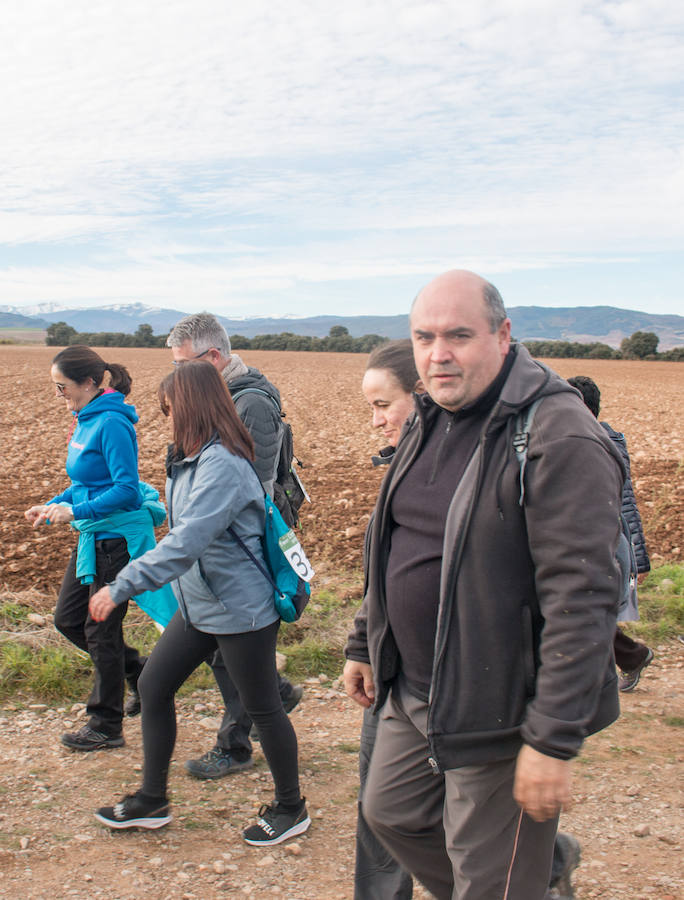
[1,349,682,897]
[0,641,681,900]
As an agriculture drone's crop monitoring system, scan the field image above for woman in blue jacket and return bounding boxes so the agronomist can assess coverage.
[88,360,309,847]
[24,345,146,751]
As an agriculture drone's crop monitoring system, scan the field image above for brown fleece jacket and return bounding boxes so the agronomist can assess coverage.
[346,343,624,770]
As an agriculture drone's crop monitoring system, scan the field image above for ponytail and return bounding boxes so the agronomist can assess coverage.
[105,362,132,397]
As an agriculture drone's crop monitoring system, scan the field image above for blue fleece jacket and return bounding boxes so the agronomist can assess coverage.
[49,391,142,522]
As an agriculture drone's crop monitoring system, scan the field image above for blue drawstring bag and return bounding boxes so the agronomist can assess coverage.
[229,494,314,623]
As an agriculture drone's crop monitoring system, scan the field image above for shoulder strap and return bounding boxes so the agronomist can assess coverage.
[231,386,282,415]
[184,450,281,595]
[513,398,543,507]
[225,457,282,594]
[228,517,280,595]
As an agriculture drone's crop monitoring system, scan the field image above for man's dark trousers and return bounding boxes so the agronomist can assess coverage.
[355,706,413,899]
[54,540,144,737]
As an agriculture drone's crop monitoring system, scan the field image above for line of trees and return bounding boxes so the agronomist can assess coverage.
[523,331,684,361]
[46,321,683,360]
[46,322,167,348]
[522,339,618,359]
[46,323,388,353]
[230,325,387,353]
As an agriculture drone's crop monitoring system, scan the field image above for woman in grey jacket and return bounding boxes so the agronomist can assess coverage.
[88,361,309,846]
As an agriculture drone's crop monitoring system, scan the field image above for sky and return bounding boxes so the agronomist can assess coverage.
[1,0,683,319]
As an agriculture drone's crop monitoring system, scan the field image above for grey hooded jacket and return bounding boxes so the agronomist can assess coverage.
[108,440,277,634]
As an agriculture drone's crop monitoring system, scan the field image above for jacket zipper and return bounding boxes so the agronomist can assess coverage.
[426,404,507,773]
[427,414,454,484]
[167,464,190,624]
[370,416,423,708]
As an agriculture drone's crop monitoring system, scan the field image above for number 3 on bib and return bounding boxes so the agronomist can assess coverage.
[278,530,315,582]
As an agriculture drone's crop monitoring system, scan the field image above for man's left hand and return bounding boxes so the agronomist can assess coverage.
[513,744,572,822]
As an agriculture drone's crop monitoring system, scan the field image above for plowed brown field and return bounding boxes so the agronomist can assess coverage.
[0,347,683,899]
[2,347,683,592]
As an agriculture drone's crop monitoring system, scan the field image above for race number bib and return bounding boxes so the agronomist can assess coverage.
[278,530,315,582]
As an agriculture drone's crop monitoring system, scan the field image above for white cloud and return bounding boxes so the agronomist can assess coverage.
[1,0,682,315]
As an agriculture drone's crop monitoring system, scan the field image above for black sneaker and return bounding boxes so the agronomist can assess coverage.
[125,657,145,716]
[124,687,141,717]
[243,798,310,846]
[184,746,254,779]
[549,832,581,899]
[61,725,125,751]
[251,684,304,742]
[283,684,304,714]
[95,792,171,830]
[619,647,654,692]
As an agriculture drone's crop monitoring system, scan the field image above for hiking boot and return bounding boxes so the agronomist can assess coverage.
[124,686,141,717]
[549,832,581,899]
[619,647,654,692]
[95,792,171,830]
[184,746,254,779]
[61,725,125,752]
[283,684,304,714]
[243,798,310,846]
[251,684,304,742]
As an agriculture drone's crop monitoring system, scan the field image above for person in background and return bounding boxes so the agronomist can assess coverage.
[89,361,309,845]
[164,313,302,779]
[356,339,421,899]
[24,346,146,751]
[567,376,654,692]
[344,270,623,900]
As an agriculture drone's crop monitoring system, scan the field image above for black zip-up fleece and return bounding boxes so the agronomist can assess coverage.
[346,343,624,771]
[601,422,650,574]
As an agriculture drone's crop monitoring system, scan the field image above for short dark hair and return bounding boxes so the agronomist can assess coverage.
[366,339,420,393]
[159,360,254,460]
[567,375,601,418]
[52,345,132,396]
[482,281,507,332]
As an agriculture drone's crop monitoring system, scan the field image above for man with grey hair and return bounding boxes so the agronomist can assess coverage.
[167,313,280,494]
[164,312,302,779]
[344,270,623,899]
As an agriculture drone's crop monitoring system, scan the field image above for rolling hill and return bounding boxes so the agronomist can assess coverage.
[1,304,683,349]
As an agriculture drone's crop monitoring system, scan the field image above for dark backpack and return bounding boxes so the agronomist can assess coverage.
[513,398,632,613]
[231,387,309,528]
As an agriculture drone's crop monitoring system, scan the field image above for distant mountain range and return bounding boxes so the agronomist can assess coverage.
[0,310,51,329]
[1,302,683,349]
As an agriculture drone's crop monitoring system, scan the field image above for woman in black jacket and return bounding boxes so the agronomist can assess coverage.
[567,376,653,692]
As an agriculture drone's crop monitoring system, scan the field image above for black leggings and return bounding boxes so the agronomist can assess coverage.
[138,611,301,805]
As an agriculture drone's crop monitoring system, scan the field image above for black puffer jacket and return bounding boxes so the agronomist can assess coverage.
[227,368,283,494]
[601,422,650,574]
[346,344,625,770]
